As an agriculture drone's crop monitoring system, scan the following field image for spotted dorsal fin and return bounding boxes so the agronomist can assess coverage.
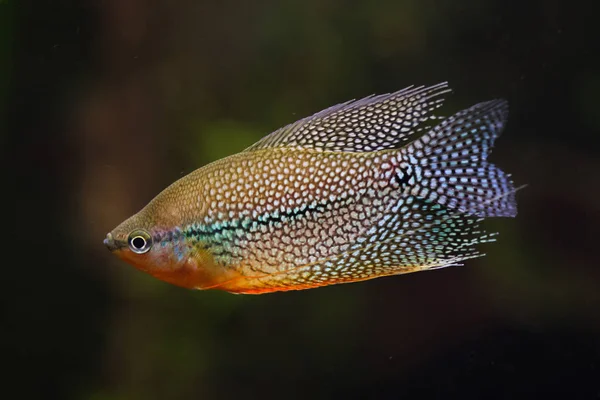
[244,82,452,153]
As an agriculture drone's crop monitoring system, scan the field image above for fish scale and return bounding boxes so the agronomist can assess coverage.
[233,198,493,293]
[105,82,520,294]
[169,148,396,277]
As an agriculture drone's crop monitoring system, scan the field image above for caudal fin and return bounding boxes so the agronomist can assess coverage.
[403,99,517,218]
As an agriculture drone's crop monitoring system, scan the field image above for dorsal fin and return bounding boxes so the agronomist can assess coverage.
[244,82,452,153]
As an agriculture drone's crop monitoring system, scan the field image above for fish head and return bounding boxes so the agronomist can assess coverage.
[104,200,216,289]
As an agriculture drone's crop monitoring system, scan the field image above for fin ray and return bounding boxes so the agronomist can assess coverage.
[404,99,517,217]
[244,82,452,153]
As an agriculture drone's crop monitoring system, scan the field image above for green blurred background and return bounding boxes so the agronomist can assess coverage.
[5,0,600,399]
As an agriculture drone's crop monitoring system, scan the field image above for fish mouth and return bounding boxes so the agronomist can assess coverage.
[104,232,122,252]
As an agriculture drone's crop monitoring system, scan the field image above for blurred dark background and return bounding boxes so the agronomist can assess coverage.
[4,0,600,399]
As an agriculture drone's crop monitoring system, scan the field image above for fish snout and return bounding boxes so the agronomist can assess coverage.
[104,232,119,252]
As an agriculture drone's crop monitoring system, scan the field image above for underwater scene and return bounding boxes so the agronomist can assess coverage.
[5,0,600,399]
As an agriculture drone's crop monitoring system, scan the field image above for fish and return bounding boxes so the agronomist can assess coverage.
[104,82,520,294]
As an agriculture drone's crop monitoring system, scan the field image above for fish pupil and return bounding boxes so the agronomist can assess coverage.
[132,236,146,249]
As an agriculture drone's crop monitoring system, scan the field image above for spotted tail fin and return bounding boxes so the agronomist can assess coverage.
[403,99,517,218]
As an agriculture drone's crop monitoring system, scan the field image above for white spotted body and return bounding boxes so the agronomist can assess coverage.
[162,148,404,290]
[105,82,519,294]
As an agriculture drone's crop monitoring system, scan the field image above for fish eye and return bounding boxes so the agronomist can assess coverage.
[127,230,152,254]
